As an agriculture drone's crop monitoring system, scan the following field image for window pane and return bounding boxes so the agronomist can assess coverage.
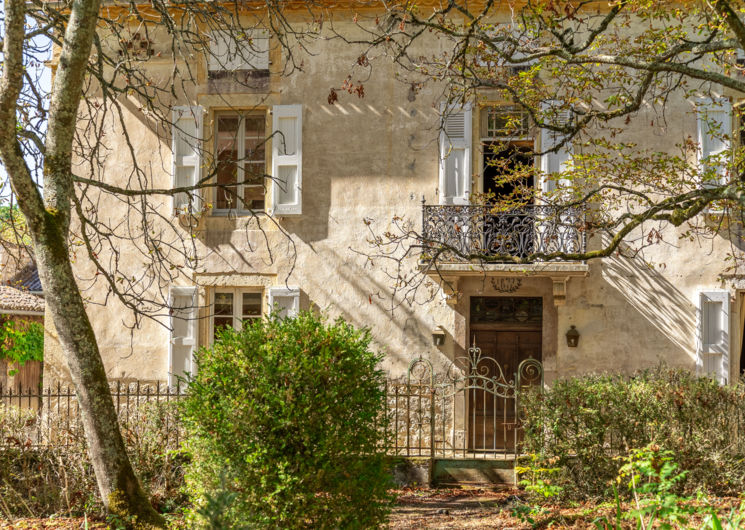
[242,292,262,317]
[216,159,239,210]
[213,316,234,339]
[216,116,240,210]
[243,185,265,210]
[244,116,265,140]
[217,116,240,151]
[244,139,265,163]
[214,292,234,315]
[215,113,266,211]
[214,291,235,340]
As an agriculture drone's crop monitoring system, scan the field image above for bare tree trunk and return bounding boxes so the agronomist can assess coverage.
[34,217,165,526]
[0,0,165,525]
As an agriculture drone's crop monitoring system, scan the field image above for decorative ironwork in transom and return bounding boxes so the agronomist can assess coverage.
[470,296,542,325]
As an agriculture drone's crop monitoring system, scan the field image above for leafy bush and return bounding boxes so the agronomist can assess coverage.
[0,319,44,368]
[182,312,393,529]
[521,366,745,500]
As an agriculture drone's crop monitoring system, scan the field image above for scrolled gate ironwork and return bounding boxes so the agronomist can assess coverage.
[384,346,543,459]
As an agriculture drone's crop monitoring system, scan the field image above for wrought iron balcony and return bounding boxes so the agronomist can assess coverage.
[421,204,586,263]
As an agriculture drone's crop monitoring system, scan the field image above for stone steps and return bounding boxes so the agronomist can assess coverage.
[390,457,517,488]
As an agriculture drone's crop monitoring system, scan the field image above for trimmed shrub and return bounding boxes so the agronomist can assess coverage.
[182,312,393,529]
[521,366,745,500]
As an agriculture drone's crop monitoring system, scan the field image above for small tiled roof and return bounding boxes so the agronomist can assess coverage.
[12,267,41,292]
[0,286,44,314]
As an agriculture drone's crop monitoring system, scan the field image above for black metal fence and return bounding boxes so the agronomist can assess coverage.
[1,355,541,459]
[0,381,186,448]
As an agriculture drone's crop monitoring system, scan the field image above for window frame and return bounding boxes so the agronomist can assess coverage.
[212,110,268,215]
[208,287,264,344]
[477,104,537,197]
[480,105,532,142]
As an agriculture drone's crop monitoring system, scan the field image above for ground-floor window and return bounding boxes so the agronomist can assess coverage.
[211,288,263,341]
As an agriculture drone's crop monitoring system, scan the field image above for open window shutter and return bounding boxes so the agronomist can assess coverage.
[209,30,269,71]
[696,97,732,187]
[169,286,198,387]
[539,100,572,194]
[271,105,303,215]
[439,104,472,205]
[268,287,300,319]
[208,32,230,71]
[172,106,203,213]
[698,290,730,384]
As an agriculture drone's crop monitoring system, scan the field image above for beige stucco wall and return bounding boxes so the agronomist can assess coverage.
[44,8,745,387]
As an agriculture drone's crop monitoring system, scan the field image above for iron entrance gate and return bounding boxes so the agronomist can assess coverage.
[384,346,543,458]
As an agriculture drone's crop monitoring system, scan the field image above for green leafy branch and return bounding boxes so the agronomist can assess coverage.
[0,319,44,371]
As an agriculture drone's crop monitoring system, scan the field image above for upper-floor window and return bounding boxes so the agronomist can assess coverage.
[479,106,534,201]
[170,105,303,217]
[215,113,266,212]
[209,30,269,73]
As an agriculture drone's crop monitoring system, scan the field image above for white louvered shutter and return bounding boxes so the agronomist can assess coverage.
[698,290,730,384]
[169,286,198,387]
[539,100,572,194]
[439,104,472,205]
[696,97,732,187]
[271,105,303,215]
[268,287,300,319]
[172,106,203,213]
[209,30,270,71]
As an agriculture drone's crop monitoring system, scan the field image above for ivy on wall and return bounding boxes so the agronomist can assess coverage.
[0,319,44,367]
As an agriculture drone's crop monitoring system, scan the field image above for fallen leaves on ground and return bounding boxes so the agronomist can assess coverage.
[388,488,745,529]
[0,519,107,529]
[1,490,743,529]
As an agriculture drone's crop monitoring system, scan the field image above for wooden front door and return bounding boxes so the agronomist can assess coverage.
[468,329,542,452]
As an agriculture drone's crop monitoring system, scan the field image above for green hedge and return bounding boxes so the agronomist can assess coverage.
[521,367,745,499]
[182,312,393,528]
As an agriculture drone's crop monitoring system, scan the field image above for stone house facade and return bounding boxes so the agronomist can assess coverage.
[43,4,745,394]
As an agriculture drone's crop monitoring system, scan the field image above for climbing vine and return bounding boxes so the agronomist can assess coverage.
[0,319,44,366]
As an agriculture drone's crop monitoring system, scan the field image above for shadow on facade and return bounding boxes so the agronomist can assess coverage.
[600,250,697,365]
[295,244,449,375]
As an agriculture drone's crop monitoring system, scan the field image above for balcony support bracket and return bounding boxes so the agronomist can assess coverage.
[551,277,568,306]
[439,275,460,306]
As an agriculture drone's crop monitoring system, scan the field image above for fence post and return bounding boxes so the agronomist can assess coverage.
[382,380,388,453]
[394,384,399,456]
[429,385,436,487]
[513,380,520,485]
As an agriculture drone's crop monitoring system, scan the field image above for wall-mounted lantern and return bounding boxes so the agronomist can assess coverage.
[432,326,446,346]
[566,325,580,348]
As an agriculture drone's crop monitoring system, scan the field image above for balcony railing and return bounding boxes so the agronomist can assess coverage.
[421,204,586,262]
